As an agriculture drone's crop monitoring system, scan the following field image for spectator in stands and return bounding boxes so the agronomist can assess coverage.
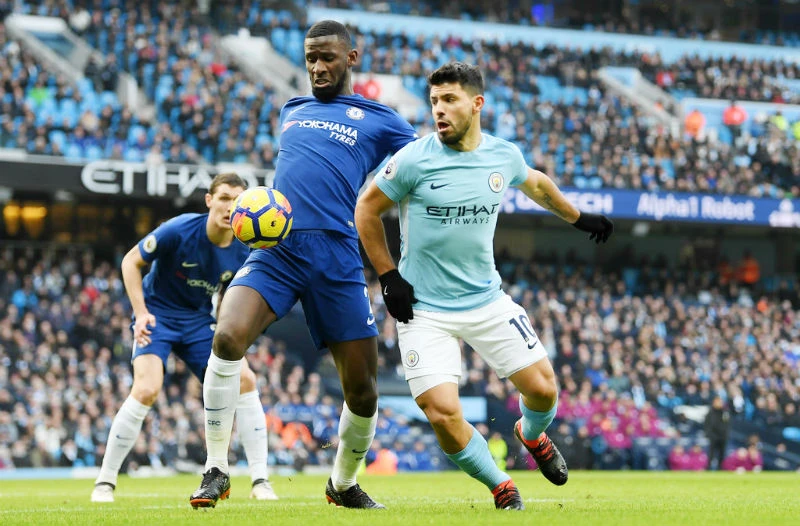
[668,444,690,470]
[354,74,382,100]
[487,431,508,470]
[722,100,748,141]
[704,396,731,471]
[722,445,763,473]
[735,250,761,287]
[365,439,398,475]
[769,111,788,133]
[687,445,709,470]
[668,444,708,471]
[683,109,705,139]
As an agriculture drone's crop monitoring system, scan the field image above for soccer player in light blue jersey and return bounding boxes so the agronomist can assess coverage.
[92,173,277,504]
[355,62,613,510]
[191,20,417,509]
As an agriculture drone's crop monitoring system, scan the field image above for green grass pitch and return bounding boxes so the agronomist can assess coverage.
[0,471,797,525]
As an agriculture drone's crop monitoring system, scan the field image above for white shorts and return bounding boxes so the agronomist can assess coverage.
[398,294,547,397]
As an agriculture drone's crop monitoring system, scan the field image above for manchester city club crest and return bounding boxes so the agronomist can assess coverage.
[346,107,365,120]
[488,172,504,193]
[405,350,420,368]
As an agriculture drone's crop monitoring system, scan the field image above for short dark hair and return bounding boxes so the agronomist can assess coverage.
[209,172,246,195]
[428,62,484,95]
[305,20,352,47]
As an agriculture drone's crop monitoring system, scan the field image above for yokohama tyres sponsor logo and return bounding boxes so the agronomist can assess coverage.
[285,119,359,146]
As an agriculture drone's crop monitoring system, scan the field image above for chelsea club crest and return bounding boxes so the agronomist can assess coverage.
[346,107,365,120]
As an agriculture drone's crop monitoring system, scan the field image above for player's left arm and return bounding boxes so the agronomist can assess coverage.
[516,167,614,243]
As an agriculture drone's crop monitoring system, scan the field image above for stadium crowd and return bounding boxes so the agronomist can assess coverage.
[1,0,799,473]
[2,1,798,198]
[305,0,800,47]
[1,242,799,472]
[4,1,281,167]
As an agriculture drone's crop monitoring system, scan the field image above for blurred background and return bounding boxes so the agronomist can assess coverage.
[0,0,799,479]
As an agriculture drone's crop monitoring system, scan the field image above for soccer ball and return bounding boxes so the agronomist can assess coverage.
[229,186,293,249]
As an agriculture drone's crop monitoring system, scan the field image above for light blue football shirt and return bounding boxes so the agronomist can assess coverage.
[375,132,528,312]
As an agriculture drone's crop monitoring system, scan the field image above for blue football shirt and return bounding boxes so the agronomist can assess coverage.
[275,94,417,237]
[375,133,528,312]
[137,213,250,320]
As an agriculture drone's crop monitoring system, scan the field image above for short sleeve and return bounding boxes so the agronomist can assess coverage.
[137,217,180,263]
[509,144,528,187]
[374,144,416,203]
[384,111,418,155]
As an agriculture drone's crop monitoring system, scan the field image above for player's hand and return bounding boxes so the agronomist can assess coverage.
[133,312,157,347]
[572,212,614,244]
[379,269,417,323]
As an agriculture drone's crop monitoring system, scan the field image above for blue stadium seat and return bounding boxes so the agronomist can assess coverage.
[123,148,144,162]
[84,144,104,161]
[48,130,67,149]
[100,91,119,110]
[64,143,84,163]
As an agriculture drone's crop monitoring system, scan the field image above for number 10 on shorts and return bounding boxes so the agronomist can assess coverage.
[509,315,538,349]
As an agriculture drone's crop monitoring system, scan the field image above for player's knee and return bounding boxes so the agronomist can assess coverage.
[130,383,159,407]
[212,327,246,361]
[418,399,461,431]
[239,366,257,392]
[344,389,378,417]
[423,406,462,432]
[522,379,558,405]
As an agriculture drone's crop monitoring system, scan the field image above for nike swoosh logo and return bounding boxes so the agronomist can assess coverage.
[287,104,307,116]
[367,315,375,326]
[383,286,389,295]
[352,448,369,454]
[205,407,227,412]
[254,427,266,431]
[115,434,132,440]
[430,183,449,189]
[182,262,199,268]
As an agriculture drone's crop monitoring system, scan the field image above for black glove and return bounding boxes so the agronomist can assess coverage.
[573,212,614,244]
[379,269,417,323]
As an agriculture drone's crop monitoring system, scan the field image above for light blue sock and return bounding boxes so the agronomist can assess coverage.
[519,395,558,441]
[445,426,510,491]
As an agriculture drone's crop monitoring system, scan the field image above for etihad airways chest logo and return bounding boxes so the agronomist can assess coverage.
[281,119,359,146]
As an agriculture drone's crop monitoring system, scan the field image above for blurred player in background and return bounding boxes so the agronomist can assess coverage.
[355,62,613,510]
[92,173,277,503]
[190,20,417,509]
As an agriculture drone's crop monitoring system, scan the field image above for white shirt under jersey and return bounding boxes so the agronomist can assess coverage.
[375,132,528,312]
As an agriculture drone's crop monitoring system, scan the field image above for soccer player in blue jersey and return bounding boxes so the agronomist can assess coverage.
[190,20,417,509]
[355,62,613,510]
[92,173,278,503]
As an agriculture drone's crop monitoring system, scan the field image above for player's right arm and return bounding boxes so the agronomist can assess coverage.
[356,152,418,323]
[121,244,157,347]
[123,218,180,346]
[355,182,397,276]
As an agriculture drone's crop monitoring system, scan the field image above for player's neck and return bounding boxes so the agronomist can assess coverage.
[207,222,234,247]
[447,125,482,152]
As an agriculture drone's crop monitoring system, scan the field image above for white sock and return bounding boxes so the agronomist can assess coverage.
[96,396,150,486]
[236,389,269,482]
[331,402,377,492]
[203,353,242,473]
